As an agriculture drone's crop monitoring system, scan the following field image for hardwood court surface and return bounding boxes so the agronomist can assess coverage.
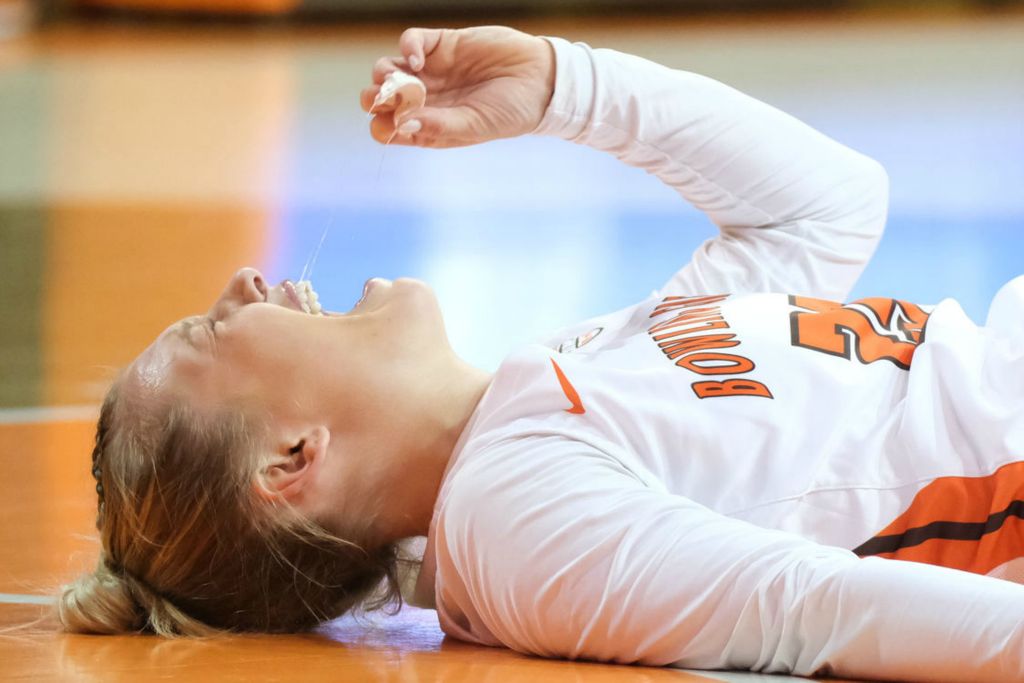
[1,8,1021,682]
[0,417,814,681]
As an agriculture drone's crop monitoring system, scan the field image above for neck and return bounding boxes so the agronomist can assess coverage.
[376,353,491,542]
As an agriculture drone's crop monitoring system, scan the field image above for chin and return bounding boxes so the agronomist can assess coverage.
[392,278,447,331]
[393,277,440,311]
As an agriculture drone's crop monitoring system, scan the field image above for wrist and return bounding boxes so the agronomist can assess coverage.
[534,36,556,116]
[530,37,593,140]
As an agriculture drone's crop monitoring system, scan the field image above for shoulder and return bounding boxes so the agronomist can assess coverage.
[438,434,655,577]
[432,435,654,655]
[436,434,648,580]
[440,434,644,527]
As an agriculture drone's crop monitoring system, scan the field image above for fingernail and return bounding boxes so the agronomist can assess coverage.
[398,119,422,135]
[409,55,422,71]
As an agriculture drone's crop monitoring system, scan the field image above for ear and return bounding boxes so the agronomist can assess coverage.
[254,425,331,503]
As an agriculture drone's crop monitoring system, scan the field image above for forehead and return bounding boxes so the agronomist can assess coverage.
[125,319,206,397]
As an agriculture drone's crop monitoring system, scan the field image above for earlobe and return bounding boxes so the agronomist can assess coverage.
[254,426,331,503]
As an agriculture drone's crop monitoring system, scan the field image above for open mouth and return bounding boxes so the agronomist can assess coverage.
[283,280,322,315]
[280,277,387,316]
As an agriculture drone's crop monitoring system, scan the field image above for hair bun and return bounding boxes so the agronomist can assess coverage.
[58,559,146,635]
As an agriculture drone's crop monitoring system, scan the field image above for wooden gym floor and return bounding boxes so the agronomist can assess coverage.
[1,8,1021,681]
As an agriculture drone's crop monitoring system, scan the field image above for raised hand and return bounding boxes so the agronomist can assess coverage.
[360,26,555,149]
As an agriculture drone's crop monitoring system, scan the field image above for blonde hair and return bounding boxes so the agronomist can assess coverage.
[57,379,404,636]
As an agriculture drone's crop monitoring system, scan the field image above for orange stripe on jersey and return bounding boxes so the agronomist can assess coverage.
[853,461,1024,576]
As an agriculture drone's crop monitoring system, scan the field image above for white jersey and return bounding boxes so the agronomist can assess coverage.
[408,38,1024,681]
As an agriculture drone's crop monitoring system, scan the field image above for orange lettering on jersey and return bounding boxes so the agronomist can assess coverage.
[692,379,774,399]
[650,294,730,318]
[676,352,755,375]
[659,334,740,359]
[656,326,735,345]
[662,319,731,338]
[649,308,724,335]
[647,294,773,399]
[854,461,1024,577]
[789,295,930,370]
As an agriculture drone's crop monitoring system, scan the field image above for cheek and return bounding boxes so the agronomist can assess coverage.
[219,305,338,403]
[210,317,297,399]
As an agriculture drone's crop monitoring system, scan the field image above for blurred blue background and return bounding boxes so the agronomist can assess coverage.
[0,6,1021,405]
[267,21,1023,370]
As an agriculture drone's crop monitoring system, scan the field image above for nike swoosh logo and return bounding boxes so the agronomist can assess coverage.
[550,358,586,415]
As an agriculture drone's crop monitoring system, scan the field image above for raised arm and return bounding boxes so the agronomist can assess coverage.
[363,27,888,301]
[440,438,1024,681]
[533,38,888,300]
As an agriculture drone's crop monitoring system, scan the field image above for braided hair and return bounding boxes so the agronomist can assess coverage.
[58,379,407,636]
[90,404,109,529]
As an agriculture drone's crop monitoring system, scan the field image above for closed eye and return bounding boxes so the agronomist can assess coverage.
[177,316,217,348]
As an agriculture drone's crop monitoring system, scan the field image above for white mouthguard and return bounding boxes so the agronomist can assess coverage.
[371,70,426,121]
[295,280,322,315]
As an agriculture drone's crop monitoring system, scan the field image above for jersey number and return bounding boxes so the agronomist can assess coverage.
[789,296,930,370]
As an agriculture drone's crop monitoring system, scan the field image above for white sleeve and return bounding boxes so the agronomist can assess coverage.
[441,438,1024,681]
[533,38,889,302]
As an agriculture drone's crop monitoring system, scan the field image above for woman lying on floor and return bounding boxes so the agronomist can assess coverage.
[60,25,1024,682]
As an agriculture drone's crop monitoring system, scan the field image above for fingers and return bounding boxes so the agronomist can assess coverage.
[360,84,404,117]
[366,28,468,147]
[398,27,445,72]
[368,106,483,149]
[398,105,484,149]
[366,28,445,115]
[359,86,380,114]
[372,56,408,85]
[369,114,397,144]
[368,112,427,147]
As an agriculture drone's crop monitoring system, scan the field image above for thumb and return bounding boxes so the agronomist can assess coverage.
[397,105,487,149]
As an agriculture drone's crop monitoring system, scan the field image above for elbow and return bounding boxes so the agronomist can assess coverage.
[854,156,890,249]
[825,155,888,272]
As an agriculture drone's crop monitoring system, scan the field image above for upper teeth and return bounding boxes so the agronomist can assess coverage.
[295,280,322,315]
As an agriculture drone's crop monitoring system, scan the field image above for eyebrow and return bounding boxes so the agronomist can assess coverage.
[176,318,200,349]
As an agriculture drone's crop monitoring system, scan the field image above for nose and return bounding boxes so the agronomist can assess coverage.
[232,267,268,303]
[209,267,268,318]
